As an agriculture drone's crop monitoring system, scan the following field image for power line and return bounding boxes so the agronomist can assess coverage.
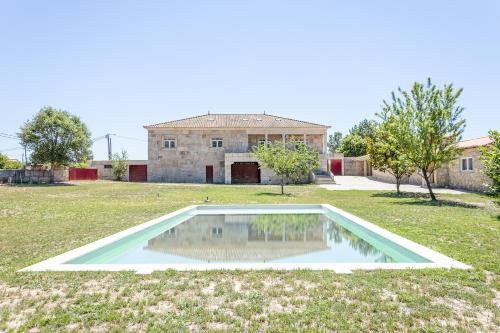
[115,135,147,142]
[0,147,24,152]
[0,133,19,140]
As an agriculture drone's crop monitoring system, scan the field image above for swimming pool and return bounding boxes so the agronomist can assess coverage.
[20,204,470,273]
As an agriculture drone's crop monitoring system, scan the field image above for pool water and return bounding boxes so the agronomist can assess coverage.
[68,212,430,265]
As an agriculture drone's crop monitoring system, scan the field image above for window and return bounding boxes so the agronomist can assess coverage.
[212,227,223,238]
[164,228,176,238]
[104,164,112,169]
[460,157,473,171]
[257,139,267,146]
[164,139,176,149]
[211,138,223,148]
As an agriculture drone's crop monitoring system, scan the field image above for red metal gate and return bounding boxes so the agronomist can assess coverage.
[129,165,147,182]
[69,168,98,181]
[231,162,260,184]
[330,159,342,176]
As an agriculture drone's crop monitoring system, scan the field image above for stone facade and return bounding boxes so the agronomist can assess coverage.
[146,126,329,184]
[437,147,491,192]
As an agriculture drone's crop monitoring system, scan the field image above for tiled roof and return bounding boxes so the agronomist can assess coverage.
[144,113,329,129]
[456,136,493,149]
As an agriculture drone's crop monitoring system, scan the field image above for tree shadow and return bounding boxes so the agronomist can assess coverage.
[3,182,77,187]
[371,191,479,209]
[371,192,432,199]
[256,192,294,197]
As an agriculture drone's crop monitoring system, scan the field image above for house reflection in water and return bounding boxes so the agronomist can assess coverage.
[144,214,390,262]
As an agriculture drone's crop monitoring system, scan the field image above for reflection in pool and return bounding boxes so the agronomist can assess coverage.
[90,214,424,264]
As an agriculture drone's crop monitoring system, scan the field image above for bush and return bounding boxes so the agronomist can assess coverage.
[112,150,128,181]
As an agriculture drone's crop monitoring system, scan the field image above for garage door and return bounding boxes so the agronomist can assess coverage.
[69,168,97,181]
[129,165,147,182]
[231,162,260,184]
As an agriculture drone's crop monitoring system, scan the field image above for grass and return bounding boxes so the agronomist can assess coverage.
[0,181,498,332]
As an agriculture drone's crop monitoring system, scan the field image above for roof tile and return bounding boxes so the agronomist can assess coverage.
[144,113,329,129]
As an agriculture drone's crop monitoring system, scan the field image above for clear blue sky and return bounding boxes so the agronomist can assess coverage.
[1,1,499,160]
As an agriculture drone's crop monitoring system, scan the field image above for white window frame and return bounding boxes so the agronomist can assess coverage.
[163,138,176,149]
[460,157,473,171]
[211,138,223,148]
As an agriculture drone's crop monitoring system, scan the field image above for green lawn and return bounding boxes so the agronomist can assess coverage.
[0,182,498,332]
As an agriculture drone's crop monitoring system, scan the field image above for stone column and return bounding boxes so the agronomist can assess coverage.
[303,134,307,145]
[282,133,286,145]
[265,133,268,146]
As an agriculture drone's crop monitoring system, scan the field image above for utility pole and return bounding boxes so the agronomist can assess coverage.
[105,134,116,160]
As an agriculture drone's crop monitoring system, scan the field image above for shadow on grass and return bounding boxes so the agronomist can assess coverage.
[371,192,479,209]
[2,182,77,187]
[256,192,294,197]
[371,192,432,199]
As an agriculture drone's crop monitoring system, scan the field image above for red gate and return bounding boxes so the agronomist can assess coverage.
[129,165,147,182]
[330,159,343,176]
[69,168,98,181]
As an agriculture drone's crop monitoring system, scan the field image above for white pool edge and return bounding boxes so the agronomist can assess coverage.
[19,204,471,274]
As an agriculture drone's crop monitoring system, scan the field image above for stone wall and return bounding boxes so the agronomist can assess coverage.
[0,167,68,184]
[371,169,423,185]
[343,156,369,176]
[89,160,148,181]
[446,147,491,192]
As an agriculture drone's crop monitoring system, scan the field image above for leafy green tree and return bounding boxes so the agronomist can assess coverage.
[367,112,415,194]
[349,119,377,140]
[251,142,319,194]
[19,106,92,182]
[337,134,367,157]
[337,119,377,157]
[112,150,128,181]
[384,78,466,201]
[479,130,500,195]
[327,131,342,154]
[0,154,21,169]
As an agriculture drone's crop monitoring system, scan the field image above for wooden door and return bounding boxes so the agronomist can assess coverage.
[206,165,213,183]
[129,165,147,182]
[231,162,260,183]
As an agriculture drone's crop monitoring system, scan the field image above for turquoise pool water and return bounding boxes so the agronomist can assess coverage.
[67,211,430,265]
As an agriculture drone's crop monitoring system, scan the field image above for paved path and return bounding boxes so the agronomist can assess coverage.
[319,176,465,194]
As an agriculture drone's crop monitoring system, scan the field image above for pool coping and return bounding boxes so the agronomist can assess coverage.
[19,204,471,274]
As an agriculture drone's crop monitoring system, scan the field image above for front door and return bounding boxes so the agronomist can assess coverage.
[206,165,213,183]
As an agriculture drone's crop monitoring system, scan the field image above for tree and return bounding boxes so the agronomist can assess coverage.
[327,131,343,154]
[367,113,415,194]
[251,142,319,194]
[337,119,378,157]
[349,119,377,140]
[337,134,367,157]
[112,150,128,181]
[0,154,22,169]
[479,130,500,195]
[384,78,466,201]
[19,107,92,182]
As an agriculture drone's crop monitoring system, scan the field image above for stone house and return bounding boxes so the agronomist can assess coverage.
[433,136,493,192]
[144,113,330,184]
[368,136,494,192]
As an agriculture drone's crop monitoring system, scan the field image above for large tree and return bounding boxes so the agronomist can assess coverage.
[367,112,415,194]
[479,130,500,195]
[337,119,378,157]
[251,141,319,194]
[19,107,92,181]
[384,79,465,201]
[327,131,343,154]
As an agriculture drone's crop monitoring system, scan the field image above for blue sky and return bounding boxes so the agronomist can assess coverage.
[1,1,499,160]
